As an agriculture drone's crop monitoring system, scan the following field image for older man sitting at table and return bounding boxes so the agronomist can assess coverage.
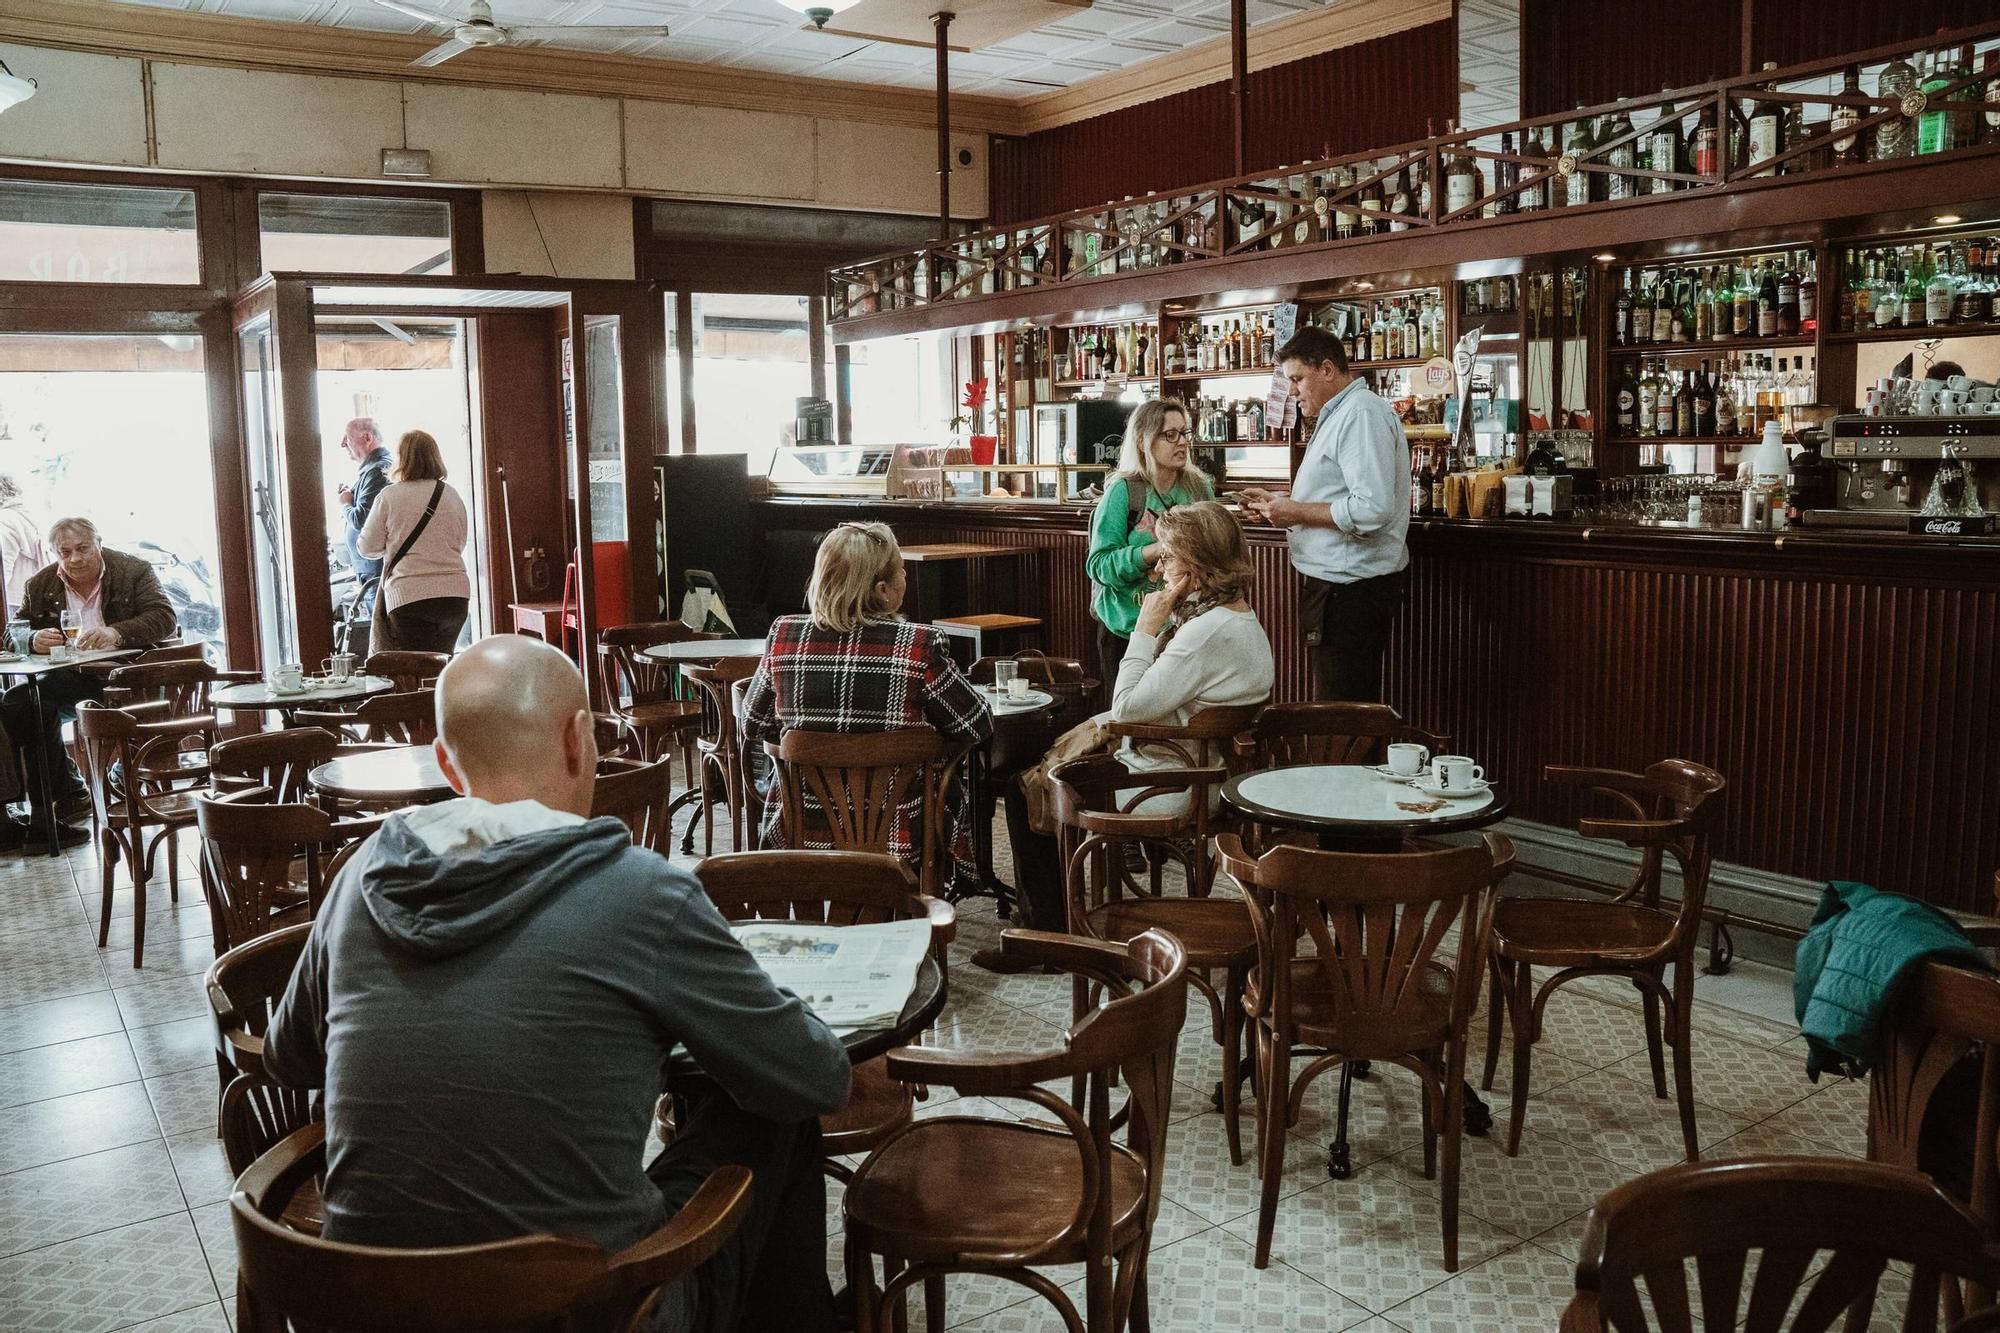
[0,517,177,849]
[264,634,851,1333]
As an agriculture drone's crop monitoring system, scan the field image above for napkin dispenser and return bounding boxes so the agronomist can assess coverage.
[1502,474,1533,517]
[1529,474,1572,518]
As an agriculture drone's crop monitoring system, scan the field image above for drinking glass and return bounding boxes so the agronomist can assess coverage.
[59,609,77,654]
[992,660,1019,696]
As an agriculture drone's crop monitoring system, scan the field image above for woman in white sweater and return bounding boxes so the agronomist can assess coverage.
[357,429,471,654]
[1113,500,1274,810]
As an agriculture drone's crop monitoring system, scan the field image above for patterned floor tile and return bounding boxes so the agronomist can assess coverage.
[190,1199,234,1297]
[1526,1212,1592,1262]
[103,930,217,988]
[1375,1237,1577,1332]
[128,1018,218,1082]
[0,990,124,1058]
[0,1140,191,1258]
[1600,1027,1818,1123]
[0,1080,162,1174]
[1388,1127,1631,1242]
[0,944,111,1011]
[0,1212,219,1331]
[0,892,98,945]
[0,1031,139,1108]
[1154,1098,1348,1227]
[1217,1163,1521,1314]
[97,905,215,954]
[1285,1062,1433,1173]
[1519,1067,1748,1176]
[112,973,210,1031]
[164,1129,237,1210]
[1704,1116,1857,1162]
[146,1068,223,1140]
[1750,1074,1869,1154]
[117,1304,231,1332]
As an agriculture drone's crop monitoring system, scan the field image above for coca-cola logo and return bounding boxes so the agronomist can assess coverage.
[1922,519,1966,535]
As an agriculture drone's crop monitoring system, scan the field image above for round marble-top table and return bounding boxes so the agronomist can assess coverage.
[309,744,452,808]
[1222,764,1509,840]
[213,674,394,714]
[638,638,767,665]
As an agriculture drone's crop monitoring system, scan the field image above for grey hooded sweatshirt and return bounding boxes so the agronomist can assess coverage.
[264,801,851,1252]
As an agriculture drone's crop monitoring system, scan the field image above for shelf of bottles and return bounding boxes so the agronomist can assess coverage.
[1829,226,2000,342]
[828,23,2000,326]
[1049,320,1160,389]
[1611,348,1814,443]
[1321,289,1448,369]
[1161,309,1282,379]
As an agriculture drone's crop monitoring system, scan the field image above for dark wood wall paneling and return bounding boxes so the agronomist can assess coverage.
[474,313,570,619]
[1521,0,2000,118]
[758,499,2000,914]
[989,20,1459,223]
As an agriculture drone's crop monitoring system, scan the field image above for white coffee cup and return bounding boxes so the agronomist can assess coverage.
[1940,390,1968,413]
[1006,676,1029,700]
[1912,398,1937,416]
[1947,375,1974,392]
[271,663,305,692]
[1970,387,1996,404]
[1431,755,1485,792]
[1386,742,1429,777]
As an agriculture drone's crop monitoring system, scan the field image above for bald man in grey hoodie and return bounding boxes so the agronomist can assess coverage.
[265,635,851,1333]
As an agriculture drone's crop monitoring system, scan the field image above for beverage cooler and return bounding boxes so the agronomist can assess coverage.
[1032,400,1135,467]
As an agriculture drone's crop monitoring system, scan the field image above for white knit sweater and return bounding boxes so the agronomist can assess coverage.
[1110,606,1274,808]
[357,479,472,611]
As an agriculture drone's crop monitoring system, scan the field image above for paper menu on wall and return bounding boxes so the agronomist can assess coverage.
[730,917,931,1033]
[1266,302,1300,433]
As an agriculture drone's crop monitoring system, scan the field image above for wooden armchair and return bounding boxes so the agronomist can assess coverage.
[75,700,214,969]
[209,728,342,804]
[768,727,958,900]
[1481,759,1726,1161]
[206,922,314,1175]
[596,622,707,768]
[195,792,382,956]
[297,688,437,745]
[1560,1157,2000,1332]
[361,650,449,693]
[589,757,675,855]
[674,657,761,856]
[1102,700,1263,897]
[841,929,1187,1333]
[1241,700,1448,769]
[1216,832,1506,1271]
[232,1123,752,1333]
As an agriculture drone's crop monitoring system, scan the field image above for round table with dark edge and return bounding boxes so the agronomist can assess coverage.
[308,744,453,809]
[960,687,1061,918]
[1220,763,1511,1179]
[668,953,947,1079]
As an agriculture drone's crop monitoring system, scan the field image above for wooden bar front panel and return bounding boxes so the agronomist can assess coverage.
[758,499,2000,912]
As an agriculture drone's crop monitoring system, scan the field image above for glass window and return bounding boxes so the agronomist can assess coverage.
[847,329,953,446]
[258,192,453,276]
[0,179,200,285]
[0,334,223,647]
[690,293,813,475]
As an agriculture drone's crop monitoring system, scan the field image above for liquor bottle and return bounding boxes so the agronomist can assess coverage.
[1649,92,1681,194]
[1710,266,1734,342]
[1429,450,1446,514]
[1615,360,1640,435]
[1637,358,1661,437]
[1748,63,1785,177]
[1605,103,1637,201]
[1877,50,1919,159]
[1403,301,1420,359]
[1652,269,1675,344]
[1415,141,1434,220]
[1334,166,1357,240]
[1615,270,1635,345]
[1799,256,1818,331]
[1386,164,1412,232]
[1875,252,1902,328]
[1778,257,1801,336]
[1415,447,1436,516]
[1926,246,1957,325]
[1902,248,1927,327]
[1563,110,1595,207]
[1831,65,1865,166]
[1758,262,1782,337]
[1674,364,1696,437]
[1671,269,1693,343]
[1694,268,1715,342]
[1495,132,1519,214]
[1446,136,1480,218]
[1370,304,1388,361]
[1693,359,1716,437]
[1918,47,1964,155]
[1358,172,1384,235]
[1692,107,1720,178]
[1310,175,1332,243]
[1733,264,1755,337]
[1715,359,1740,437]
[1259,313,1276,366]
[1654,364,1679,437]
[1290,174,1315,248]
[1520,128,1549,211]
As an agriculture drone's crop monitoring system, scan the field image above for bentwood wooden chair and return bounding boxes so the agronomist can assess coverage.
[674,657,761,856]
[1104,701,1264,897]
[298,688,438,746]
[232,1122,752,1333]
[207,922,315,1176]
[596,622,707,768]
[1560,1157,2000,1333]
[696,850,955,1179]
[195,792,381,955]
[1481,760,1727,1162]
[1240,701,1449,772]
[842,929,1187,1333]
[1051,753,1259,1163]
[589,757,676,855]
[361,650,449,693]
[1217,832,1508,1271]
[76,700,214,969]
[208,728,342,804]
[768,727,958,900]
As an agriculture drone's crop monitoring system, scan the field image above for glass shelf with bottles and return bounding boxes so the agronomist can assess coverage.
[1161,309,1282,379]
[1609,352,1816,442]
[1828,228,2000,341]
[1609,247,1820,354]
[1312,289,1447,368]
[1050,320,1161,387]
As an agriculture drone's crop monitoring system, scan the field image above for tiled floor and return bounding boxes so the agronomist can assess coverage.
[0,820,1867,1332]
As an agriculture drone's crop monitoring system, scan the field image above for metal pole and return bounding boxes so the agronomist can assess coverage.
[934,10,954,242]
[1230,0,1248,174]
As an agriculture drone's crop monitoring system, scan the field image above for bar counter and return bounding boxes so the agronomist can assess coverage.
[755,496,2000,925]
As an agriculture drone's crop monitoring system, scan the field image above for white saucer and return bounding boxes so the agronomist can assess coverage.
[1365,763,1423,782]
[1415,779,1490,800]
[269,683,310,696]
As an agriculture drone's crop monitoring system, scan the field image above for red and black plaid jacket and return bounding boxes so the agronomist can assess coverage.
[741,615,992,895]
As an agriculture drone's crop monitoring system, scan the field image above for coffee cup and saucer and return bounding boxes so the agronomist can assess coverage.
[1415,755,1490,800]
[1364,742,1431,783]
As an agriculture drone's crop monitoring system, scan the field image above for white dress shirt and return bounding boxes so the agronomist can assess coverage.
[1286,377,1411,584]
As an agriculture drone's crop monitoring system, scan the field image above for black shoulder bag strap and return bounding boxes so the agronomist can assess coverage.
[1126,475,1153,529]
[385,481,446,579]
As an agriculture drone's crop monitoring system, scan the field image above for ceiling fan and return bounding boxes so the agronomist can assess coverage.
[369,0,671,67]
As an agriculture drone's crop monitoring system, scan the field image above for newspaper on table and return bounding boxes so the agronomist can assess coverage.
[731,917,931,1034]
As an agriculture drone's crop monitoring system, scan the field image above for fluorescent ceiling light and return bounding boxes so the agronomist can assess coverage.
[774,0,862,30]
[0,60,35,114]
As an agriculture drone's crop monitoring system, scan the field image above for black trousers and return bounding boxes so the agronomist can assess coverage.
[1094,622,1128,706]
[1,669,102,817]
[644,1090,836,1333]
[370,594,468,655]
[1306,569,1409,703]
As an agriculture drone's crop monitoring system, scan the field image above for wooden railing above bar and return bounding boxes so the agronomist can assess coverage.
[829,19,2000,340]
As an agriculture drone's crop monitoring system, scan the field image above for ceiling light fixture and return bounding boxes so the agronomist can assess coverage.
[776,0,862,30]
[1594,252,1617,261]
[1934,214,1963,225]
[0,59,36,114]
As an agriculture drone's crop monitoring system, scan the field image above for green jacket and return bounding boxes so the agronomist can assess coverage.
[1793,880,1986,1081]
[1084,474,1204,637]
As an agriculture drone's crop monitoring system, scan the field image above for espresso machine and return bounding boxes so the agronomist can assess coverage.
[1810,415,2000,535]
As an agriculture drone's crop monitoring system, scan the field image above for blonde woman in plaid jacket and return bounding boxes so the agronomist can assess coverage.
[741,521,992,895]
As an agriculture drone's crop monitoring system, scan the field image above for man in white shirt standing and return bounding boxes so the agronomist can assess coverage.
[1241,326,1410,701]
